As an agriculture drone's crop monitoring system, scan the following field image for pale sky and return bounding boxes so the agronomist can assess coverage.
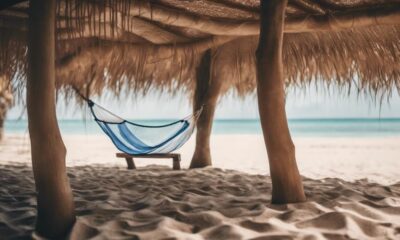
[7,82,400,120]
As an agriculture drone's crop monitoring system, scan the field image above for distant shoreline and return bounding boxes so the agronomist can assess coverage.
[4,118,400,137]
[5,117,400,121]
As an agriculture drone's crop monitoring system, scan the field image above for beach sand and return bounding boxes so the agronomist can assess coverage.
[1,134,400,239]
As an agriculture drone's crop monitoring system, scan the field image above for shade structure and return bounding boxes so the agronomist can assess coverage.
[0,0,399,100]
[0,2,399,237]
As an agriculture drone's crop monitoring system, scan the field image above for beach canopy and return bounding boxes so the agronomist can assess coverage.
[88,99,201,155]
[0,0,399,99]
[1,2,400,236]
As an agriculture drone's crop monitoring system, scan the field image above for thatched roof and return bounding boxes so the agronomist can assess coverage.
[1,0,400,99]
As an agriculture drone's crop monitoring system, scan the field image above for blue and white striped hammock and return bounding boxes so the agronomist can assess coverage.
[86,100,202,155]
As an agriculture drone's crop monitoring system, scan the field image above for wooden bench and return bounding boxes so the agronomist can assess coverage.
[116,153,181,170]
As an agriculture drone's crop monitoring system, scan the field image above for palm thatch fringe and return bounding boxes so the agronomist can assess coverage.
[0,0,399,102]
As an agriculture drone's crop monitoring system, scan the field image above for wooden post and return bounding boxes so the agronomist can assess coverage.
[173,155,181,170]
[189,49,224,169]
[0,76,12,141]
[125,157,136,169]
[256,0,306,204]
[0,105,5,140]
[27,0,76,237]
[0,95,7,141]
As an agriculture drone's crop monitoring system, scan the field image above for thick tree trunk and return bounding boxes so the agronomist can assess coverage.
[0,76,12,141]
[27,0,75,238]
[256,0,306,204]
[0,96,10,140]
[190,49,223,168]
[0,109,5,140]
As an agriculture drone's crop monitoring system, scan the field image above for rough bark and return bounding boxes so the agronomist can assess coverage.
[27,0,75,237]
[189,49,223,169]
[256,0,306,204]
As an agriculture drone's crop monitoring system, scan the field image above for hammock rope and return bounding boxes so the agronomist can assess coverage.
[76,91,203,155]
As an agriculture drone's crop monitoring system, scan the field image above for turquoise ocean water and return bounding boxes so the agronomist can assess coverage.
[4,118,400,137]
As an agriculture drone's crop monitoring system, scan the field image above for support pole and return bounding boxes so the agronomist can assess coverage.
[27,0,75,237]
[189,49,223,169]
[0,77,12,141]
[0,102,6,140]
[0,111,4,140]
[256,0,306,204]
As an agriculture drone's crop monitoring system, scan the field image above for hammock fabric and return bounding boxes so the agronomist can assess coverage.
[86,100,202,155]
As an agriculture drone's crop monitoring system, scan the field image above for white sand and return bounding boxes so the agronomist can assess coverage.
[2,133,400,184]
[1,134,400,239]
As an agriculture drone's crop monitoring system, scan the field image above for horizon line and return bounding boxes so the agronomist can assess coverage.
[5,117,400,121]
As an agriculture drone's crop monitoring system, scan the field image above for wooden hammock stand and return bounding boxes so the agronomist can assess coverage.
[116,152,181,170]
